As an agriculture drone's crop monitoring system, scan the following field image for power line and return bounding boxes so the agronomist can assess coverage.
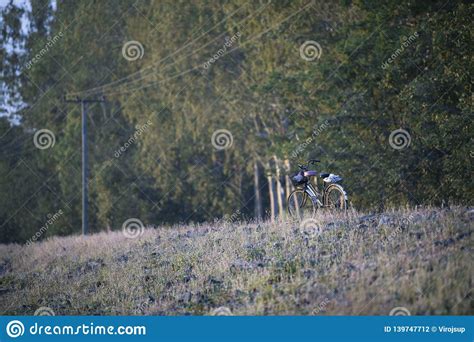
[68,2,255,97]
[99,66,197,96]
[93,1,313,97]
[71,2,264,97]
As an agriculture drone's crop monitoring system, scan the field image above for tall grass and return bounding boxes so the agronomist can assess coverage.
[0,207,472,315]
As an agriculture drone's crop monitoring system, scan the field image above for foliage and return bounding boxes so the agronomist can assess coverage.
[0,0,472,242]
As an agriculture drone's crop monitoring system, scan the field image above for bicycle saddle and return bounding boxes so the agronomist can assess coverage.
[303,170,318,177]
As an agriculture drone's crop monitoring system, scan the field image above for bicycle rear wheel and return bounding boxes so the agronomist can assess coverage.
[287,189,316,219]
[323,184,348,210]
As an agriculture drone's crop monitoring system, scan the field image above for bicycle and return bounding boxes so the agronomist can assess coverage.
[287,159,348,218]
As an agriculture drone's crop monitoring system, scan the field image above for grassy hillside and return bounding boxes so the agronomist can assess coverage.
[0,207,472,316]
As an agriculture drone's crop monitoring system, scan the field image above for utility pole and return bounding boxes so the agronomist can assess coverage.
[64,95,105,235]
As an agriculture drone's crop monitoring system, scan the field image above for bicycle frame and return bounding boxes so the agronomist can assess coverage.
[303,180,324,207]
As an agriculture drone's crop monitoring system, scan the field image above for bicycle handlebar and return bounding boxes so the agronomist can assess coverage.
[298,159,321,170]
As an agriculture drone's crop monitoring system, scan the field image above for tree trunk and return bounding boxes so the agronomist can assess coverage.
[254,160,262,221]
[284,159,292,205]
[267,172,276,222]
[274,155,284,219]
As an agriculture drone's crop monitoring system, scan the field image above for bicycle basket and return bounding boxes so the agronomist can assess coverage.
[291,172,307,186]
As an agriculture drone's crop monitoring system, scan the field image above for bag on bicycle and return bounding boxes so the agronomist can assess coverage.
[291,171,307,186]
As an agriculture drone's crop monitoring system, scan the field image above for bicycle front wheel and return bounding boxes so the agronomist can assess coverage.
[287,189,316,219]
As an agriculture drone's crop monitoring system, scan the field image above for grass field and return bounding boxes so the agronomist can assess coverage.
[0,207,472,316]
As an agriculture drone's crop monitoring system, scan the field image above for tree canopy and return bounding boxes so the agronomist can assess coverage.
[0,0,472,243]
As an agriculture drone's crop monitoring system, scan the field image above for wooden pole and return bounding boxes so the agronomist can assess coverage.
[64,96,105,235]
[81,101,88,235]
[254,160,263,221]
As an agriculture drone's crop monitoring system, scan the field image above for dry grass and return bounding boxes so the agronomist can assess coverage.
[0,207,472,316]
